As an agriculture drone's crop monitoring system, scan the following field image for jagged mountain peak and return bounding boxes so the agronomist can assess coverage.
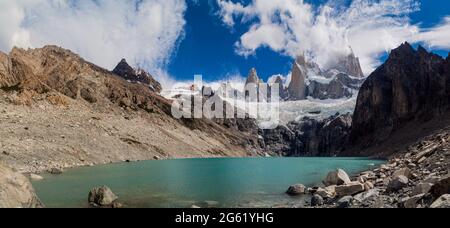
[330,50,364,78]
[295,54,307,66]
[112,59,162,93]
[349,44,450,155]
[245,67,260,85]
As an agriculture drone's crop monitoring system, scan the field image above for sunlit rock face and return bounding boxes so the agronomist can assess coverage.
[288,56,307,100]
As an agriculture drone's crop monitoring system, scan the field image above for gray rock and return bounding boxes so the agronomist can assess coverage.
[364,182,374,191]
[430,194,450,208]
[29,174,44,181]
[315,186,336,199]
[411,183,433,196]
[402,194,425,208]
[323,169,352,186]
[0,164,44,208]
[286,184,307,195]
[49,168,63,175]
[335,182,365,196]
[393,168,412,179]
[337,196,354,208]
[354,189,380,203]
[387,175,409,192]
[430,175,450,198]
[311,194,324,207]
[88,186,118,206]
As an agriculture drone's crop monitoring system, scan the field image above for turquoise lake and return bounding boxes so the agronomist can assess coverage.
[32,157,384,208]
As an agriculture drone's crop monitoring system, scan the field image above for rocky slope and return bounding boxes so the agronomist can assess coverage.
[349,43,450,157]
[0,45,262,174]
[297,127,450,208]
[112,59,162,93]
[0,163,43,208]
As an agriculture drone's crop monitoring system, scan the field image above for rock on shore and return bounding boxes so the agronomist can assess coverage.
[0,164,43,208]
[286,127,449,208]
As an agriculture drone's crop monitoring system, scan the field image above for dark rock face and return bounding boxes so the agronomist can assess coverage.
[307,73,363,100]
[263,113,352,156]
[350,43,450,154]
[113,59,162,93]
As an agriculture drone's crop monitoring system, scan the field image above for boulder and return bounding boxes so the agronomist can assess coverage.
[337,196,354,208]
[0,164,43,208]
[323,169,351,186]
[315,186,336,199]
[29,174,44,181]
[411,183,433,196]
[311,194,324,207]
[354,189,379,203]
[88,186,118,206]
[335,182,365,196]
[430,194,450,208]
[387,175,409,192]
[402,194,425,208]
[49,168,63,175]
[286,184,306,195]
[430,176,450,198]
[364,182,374,191]
[393,168,412,179]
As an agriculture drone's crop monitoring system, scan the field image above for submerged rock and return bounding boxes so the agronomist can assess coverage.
[49,168,63,175]
[286,184,307,195]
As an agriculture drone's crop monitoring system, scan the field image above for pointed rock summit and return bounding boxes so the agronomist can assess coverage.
[288,56,307,100]
[273,75,288,100]
[245,68,260,86]
[113,59,162,93]
[350,42,450,155]
[332,51,364,77]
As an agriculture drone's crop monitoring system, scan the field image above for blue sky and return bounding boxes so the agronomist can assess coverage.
[168,0,293,82]
[1,0,449,86]
[169,0,450,82]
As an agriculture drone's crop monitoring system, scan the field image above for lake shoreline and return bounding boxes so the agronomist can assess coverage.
[31,157,383,208]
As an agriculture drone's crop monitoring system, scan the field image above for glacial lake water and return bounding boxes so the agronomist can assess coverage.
[32,157,384,208]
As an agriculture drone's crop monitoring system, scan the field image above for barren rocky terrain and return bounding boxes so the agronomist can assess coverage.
[0,46,261,175]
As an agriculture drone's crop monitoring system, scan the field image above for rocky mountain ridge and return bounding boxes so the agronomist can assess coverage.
[348,43,450,156]
[112,59,162,93]
[243,51,366,101]
[0,45,263,175]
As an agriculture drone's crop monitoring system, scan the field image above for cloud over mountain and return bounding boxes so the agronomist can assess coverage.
[217,0,450,75]
[0,0,187,85]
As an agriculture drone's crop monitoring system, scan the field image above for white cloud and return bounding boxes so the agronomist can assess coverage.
[0,0,187,86]
[414,17,450,50]
[217,0,450,74]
